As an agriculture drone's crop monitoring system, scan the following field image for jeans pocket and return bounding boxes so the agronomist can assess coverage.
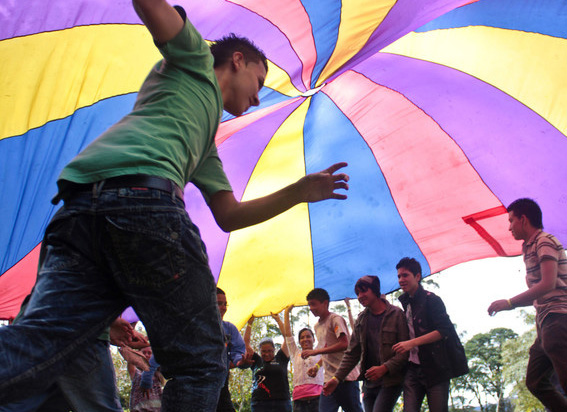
[105,209,209,293]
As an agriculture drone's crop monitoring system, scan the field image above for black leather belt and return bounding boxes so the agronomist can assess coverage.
[56,175,184,202]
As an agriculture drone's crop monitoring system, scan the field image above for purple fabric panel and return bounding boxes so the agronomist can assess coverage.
[353,52,567,243]
[184,99,304,279]
[328,0,474,82]
[0,0,141,40]
[121,306,139,323]
[1,0,306,92]
[185,0,306,92]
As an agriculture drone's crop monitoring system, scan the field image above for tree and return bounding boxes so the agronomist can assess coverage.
[501,311,545,412]
[460,328,517,412]
[111,347,132,409]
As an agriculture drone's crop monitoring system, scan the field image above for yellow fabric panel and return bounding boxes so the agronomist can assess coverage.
[218,100,314,329]
[264,60,301,97]
[0,25,294,142]
[383,26,567,136]
[316,0,395,85]
[0,25,160,141]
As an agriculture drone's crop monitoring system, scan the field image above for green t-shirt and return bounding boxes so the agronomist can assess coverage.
[59,15,231,203]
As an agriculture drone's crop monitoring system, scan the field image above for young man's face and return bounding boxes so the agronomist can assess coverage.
[508,211,527,241]
[217,293,227,319]
[307,299,328,318]
[356,287,379,308]
[224,54,266,116]
[397,267,420,296]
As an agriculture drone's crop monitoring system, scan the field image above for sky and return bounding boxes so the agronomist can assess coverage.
[428,255,534,340]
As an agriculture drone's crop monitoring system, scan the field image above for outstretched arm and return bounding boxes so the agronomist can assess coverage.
[302,333,348,358]
[209,162,349,232]
[132,0,184,44]
[488,259,558,315]
[392,330,442,354]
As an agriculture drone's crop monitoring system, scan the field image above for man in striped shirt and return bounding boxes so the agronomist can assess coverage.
[488,198,567,411]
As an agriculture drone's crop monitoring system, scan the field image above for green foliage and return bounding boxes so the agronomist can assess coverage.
[111,347,132,409]
[501,312,545,412]
[459,328,517,411]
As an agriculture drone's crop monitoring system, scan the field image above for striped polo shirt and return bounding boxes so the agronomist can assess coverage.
[523,230,567,326]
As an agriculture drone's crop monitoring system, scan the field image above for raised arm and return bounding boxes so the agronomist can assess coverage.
[209,162,349,232]
[271,312,289,357]
[132,0,184,44]
[243,316,254,348]
[283,305,293,338]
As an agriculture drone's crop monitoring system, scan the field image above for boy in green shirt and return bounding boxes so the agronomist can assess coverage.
[0,1,349,410]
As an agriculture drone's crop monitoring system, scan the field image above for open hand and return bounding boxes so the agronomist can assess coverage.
[109,318,134,347]
[298,162,349,202]
[487,300,510,316]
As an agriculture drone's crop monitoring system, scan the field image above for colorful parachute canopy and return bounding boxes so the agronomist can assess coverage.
[1,0,566,328]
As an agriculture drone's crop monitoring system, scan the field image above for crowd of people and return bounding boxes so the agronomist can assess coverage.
[0,0,565,411]
[231,256,469,412]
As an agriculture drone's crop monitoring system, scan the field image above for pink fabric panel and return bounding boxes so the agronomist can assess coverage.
[323,71,520,272]
[216,97,302,145]
[0,244,40,320]
[230,0,316,89]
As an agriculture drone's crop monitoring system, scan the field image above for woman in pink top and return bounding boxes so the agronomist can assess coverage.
[272,306,324,412]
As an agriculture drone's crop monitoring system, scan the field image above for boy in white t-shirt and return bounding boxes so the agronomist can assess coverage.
[303,288,362,412]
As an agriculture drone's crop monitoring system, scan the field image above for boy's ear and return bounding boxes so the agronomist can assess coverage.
[231,51,244,71]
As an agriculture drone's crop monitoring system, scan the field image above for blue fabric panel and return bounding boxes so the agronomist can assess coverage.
[303,93,428,299]
[0,94,137,274]
[416,0,567,38]
[301,0,341,88]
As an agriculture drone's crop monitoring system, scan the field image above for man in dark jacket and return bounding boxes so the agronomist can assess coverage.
[324,276,409,412]
[393,258,468,412]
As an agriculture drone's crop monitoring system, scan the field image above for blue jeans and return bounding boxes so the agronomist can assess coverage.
[319,380,363,412]
[403,364,449,412]
[0,340,122,412]
[292,396,319,412]
[362,383,402,412]
[251,398,292,412]
[0,187,226,411]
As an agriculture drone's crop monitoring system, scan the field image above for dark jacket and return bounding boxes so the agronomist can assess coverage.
[335,297,409,386]
[399,284,468,387]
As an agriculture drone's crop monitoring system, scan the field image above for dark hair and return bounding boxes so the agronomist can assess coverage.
[507,198,543,229]
[259,338,275,349]
[216,287,225,295]
[298,328,314,342]
[210,33,268,72]
[396,257,422,279]
[354,275,381,298]
[306,288,330,303]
